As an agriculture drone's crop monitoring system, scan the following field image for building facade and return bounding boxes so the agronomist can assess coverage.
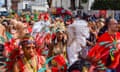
[51,0,90,11]
[18,0,49,13]
[12,0,94,12]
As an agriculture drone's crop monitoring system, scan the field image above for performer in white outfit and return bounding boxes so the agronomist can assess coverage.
[67,18,89,66]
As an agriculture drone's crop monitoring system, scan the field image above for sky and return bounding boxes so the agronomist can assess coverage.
[0,0,5,7]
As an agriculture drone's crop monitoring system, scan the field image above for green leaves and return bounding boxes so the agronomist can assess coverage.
[91,0,120,10]
[82,0,88,3]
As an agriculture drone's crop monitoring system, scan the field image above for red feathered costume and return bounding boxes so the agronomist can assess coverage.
[3,38,20,72]
[51,55,67,72]
[88,32,120,71]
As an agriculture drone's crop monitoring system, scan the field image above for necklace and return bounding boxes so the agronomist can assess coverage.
[110,33,117,48]
[109,33,117,61]
[23,56,37,72]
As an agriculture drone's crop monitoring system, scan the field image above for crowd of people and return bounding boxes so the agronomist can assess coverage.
[0,11,120,72]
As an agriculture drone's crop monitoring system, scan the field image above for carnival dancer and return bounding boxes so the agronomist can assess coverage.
[13,34,50,72]
[66,17,89,66]
[48,30,67,72]
[87,18,120,72]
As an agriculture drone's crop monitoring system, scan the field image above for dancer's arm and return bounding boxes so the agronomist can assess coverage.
[13,62,20,72]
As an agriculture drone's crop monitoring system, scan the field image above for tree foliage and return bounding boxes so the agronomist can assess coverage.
[91,0,120,10]
[82,0,88,3]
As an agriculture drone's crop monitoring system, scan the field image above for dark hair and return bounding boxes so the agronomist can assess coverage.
[67,60,85,72]
[54,32,66,45]
[98,17,112,37]
[105,16,112,26]
[1,20,9,26]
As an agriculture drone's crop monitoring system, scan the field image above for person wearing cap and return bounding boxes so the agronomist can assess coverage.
[13,34,50,72]
[87,18,120,72]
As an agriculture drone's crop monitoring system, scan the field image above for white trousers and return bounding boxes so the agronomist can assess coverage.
[67,40,82,66]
